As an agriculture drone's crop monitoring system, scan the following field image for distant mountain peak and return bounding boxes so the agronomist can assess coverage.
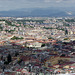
[0,7,75,17]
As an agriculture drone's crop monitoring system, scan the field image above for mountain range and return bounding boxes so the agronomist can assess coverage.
[0,7,75,17]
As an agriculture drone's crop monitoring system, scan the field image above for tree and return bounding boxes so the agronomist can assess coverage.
[41,43,45,47]
[64,38,69,40]
[65,29,68,35]
[48,37,54,39]
[7,54,12,63]
[15,51,19,57]
[11,36,24,40]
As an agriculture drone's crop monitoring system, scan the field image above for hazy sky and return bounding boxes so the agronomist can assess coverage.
[0,0,75,11]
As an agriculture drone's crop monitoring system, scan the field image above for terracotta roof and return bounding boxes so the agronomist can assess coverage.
[20,55,30,61]
[16,69,23,72]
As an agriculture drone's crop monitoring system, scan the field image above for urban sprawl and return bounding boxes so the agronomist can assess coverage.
[0,17,75,75]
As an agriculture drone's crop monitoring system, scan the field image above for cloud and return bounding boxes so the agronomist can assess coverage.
[0,0,75,11]
[56,0,62,3]
[44,0,51,2]
[44,0,75,3]
[66,11,72,15]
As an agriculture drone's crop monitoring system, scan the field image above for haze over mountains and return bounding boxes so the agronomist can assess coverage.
[0,7,75,17]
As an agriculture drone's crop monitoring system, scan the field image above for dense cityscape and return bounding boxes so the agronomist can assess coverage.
[0,17,75,75]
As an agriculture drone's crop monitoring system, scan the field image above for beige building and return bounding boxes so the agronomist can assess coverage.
[26,42,42,48]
